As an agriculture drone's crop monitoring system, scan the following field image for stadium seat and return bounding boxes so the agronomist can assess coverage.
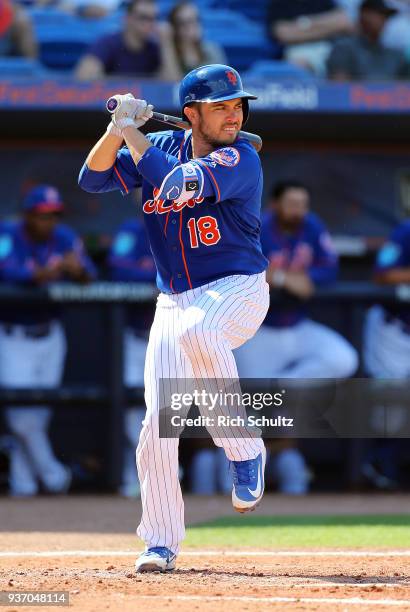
[201,9,276,71]
[0,57,46,77]
[245,60,314,81]
[30,8,121,70]
[201,9,263,38]
[28,7,74,25]
[224,0,270,23]
[223,46,268,72]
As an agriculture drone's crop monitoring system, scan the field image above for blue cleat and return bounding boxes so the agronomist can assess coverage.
[135,547,177,573]
[231,447,266,513]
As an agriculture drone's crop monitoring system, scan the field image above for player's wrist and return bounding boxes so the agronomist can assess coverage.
[122,128,152,165]
[106,121,123,139]
[113,116,136,132]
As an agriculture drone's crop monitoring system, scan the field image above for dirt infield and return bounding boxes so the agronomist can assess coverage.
[1,548,409,611]
[1,495,409,611]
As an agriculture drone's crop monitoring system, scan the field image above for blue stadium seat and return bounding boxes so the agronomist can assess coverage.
[202,9,263,38]
[245,60,314,81]
[28,7,74,25]
[0,57,46,77]
[224,0,270,23]
[222,44,272,72]
[29,8,121,70]
[38,39,89,70]
[201,9,275,71]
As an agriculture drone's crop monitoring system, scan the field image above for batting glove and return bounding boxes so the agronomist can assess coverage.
[106,94,154,132]
[134,102,154,128]
[106,120,123,138]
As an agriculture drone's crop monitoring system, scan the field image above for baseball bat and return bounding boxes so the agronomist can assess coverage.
[151,112,262,152]
[106,96,262,152]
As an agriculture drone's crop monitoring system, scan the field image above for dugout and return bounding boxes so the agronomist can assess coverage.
[0,78,409,493]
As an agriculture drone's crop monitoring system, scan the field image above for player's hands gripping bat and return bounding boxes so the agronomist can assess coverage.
[106,94,154,135]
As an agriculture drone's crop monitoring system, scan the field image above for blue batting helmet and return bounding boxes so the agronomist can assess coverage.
[179,64,257,125]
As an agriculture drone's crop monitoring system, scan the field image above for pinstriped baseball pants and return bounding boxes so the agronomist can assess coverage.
[136,272,269,553]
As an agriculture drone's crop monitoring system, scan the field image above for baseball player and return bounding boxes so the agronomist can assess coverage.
[108,218,156,497]
[234,180,358,495]
[0,185,96,496]
[79,64,270,572]
[361,220,410,489]
[235,180,358,379]
[364,219,410,378]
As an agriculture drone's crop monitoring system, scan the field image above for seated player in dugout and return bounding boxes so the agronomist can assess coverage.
[234,180,358,496]
[0,185,96,497]
[360,218,410,490]
[107,216,156,498]
[235,179,358,380]
[364,217,410,379]
[79,64,270,573]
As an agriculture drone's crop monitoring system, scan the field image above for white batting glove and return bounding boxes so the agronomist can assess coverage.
[109,93,142,130]
[106,94,153,132]
[106,120,123,138]
[134,103,154,128]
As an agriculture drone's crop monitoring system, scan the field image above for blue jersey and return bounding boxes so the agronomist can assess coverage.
[0,220,96,325]
[108,218,156,333]
[261,211,338,327]
[375,220,410,325]
[108,218,156,283]
[79,130,268,294]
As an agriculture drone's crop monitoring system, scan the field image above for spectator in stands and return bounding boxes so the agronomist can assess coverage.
[327,0,409,79]
[335,0,410,56]
[234,180,358,494]
[0,0,37,58]
[75,0,170,80]
[166,1,226,79]
[268,0,353,75]
[107,216,156,498]
[0,185,96,496]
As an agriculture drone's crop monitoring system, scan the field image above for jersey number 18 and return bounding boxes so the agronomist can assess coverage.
[187,216,221,248]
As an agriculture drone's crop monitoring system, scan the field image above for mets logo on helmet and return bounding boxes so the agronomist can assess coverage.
[209,147,240,167]
[226,70,237,85]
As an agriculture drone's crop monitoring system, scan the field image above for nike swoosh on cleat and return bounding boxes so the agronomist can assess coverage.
[248,464,262,499]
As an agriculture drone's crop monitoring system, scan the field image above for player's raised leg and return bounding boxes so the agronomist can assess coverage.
[179,272,270,512]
